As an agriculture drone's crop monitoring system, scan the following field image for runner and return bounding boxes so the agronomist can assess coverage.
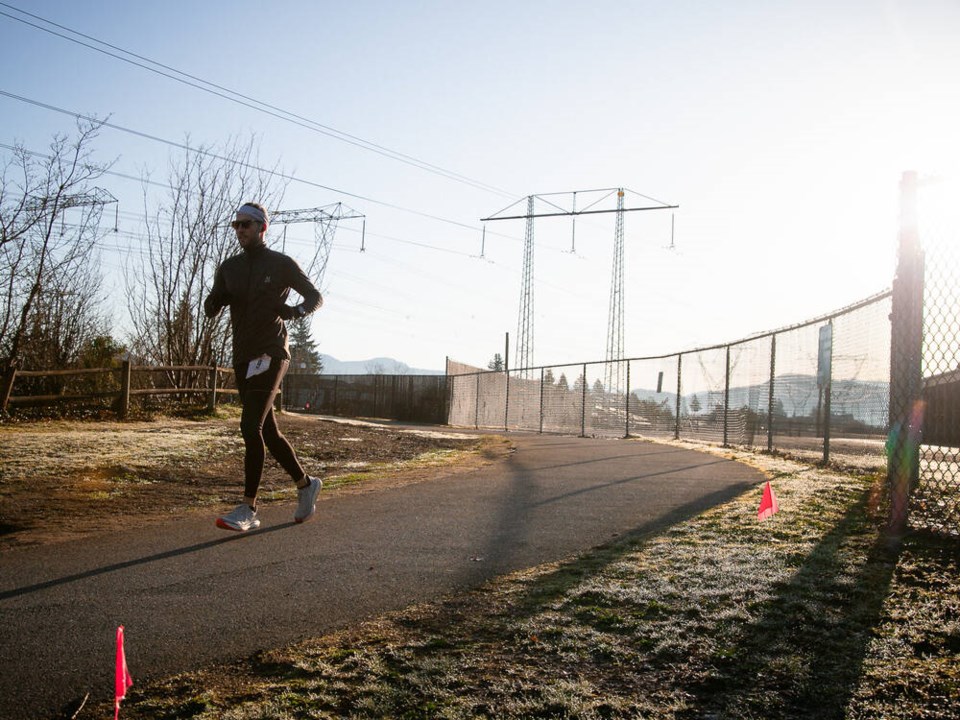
[204,202,324,531]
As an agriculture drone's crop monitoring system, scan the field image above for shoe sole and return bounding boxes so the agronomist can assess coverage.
[215,518,260,532]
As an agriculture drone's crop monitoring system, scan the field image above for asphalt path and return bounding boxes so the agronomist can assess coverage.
[0,432,765,719]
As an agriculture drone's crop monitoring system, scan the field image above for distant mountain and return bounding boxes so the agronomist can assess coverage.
[319,355,444,376]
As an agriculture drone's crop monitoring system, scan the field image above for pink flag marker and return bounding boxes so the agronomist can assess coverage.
[115,625,133,720]
[757,481,780,521]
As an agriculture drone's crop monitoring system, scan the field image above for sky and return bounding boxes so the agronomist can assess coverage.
[2,0,959,372]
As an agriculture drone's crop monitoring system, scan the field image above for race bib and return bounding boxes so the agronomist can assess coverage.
[246,354,272,379]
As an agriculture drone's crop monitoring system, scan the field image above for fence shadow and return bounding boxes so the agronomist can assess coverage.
[438,478,898,719]
[687,485,899,719]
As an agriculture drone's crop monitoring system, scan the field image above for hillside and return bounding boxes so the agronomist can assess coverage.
[319,355,444,376]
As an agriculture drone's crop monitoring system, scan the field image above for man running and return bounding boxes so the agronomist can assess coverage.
[204,202,324,532]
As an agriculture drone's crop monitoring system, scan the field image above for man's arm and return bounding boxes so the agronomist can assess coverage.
[204,266,229,318]
[279,258,323,320]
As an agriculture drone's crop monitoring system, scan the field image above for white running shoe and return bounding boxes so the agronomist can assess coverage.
[294,476,323,523]
[216,503,260,532]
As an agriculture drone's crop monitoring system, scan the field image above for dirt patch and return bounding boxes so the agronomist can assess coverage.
[0,413,510,550]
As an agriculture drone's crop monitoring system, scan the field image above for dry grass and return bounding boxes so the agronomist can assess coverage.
[58,439,959,720]
[0,412,504,549]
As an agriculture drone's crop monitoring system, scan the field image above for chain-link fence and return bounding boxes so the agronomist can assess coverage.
[446,173,958,537]
[903,175,960,537]
[447,292,892,468]
[916,225,960,534]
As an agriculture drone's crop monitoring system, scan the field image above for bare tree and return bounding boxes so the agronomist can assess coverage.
[18,262,109,370]
[0,120,114,370]
[125,135,287,381]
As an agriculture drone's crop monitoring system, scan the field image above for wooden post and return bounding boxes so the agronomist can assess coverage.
[0,365,17,414]
[119,360,132,418]
[208,365,218,412]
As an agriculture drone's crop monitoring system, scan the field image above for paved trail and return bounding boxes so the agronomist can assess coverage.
[0,432,764,719]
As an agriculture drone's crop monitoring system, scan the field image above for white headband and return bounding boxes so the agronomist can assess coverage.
[237,204,268,225]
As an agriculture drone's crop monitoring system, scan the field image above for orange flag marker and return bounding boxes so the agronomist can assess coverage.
[757,481,779,520]
[115,625,133,720]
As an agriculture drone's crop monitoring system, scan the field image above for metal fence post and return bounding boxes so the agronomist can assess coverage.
[581,363,587,438]
[504,371,510,431]
[723,345,731,447]
[475,373,480,429]
[539,367,545,434]
[675,354,683,440]
[823,320,834,464]
[625,361,631,438]
[767,334,776,452]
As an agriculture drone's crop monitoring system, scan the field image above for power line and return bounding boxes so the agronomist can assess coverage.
[0,89,502,238]
[0,2,514,198]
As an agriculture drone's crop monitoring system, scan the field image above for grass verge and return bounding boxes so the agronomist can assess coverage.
[79,444,959,719]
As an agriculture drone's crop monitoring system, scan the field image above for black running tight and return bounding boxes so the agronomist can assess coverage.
[233,357,305,499]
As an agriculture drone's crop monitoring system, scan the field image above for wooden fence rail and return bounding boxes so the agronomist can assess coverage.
[0,361,238,417]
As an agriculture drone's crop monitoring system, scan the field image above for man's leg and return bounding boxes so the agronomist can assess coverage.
[254,359,309,485]
[236,358,293,505]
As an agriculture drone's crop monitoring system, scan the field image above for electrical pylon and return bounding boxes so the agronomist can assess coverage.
[271,202,365,287]
[482,188,677,382]
[604,189,626,395]
[516,195,535,376]
[26,187,119,231]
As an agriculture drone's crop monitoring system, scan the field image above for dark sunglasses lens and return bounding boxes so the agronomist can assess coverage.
[232,220,253,230]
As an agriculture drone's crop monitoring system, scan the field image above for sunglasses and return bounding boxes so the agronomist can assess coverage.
[231,219,257,230]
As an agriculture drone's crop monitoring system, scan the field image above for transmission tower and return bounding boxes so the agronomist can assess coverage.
[26,186,119,231]
[604,189,626,395]
[483,188,677,381]
[271,202,365,287]
[514,195,536,375]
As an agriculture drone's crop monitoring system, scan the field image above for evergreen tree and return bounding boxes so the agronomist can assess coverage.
[488,353,504,371]
[288,317,322,374]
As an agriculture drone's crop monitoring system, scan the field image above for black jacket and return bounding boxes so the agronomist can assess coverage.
[204,243,322,365]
